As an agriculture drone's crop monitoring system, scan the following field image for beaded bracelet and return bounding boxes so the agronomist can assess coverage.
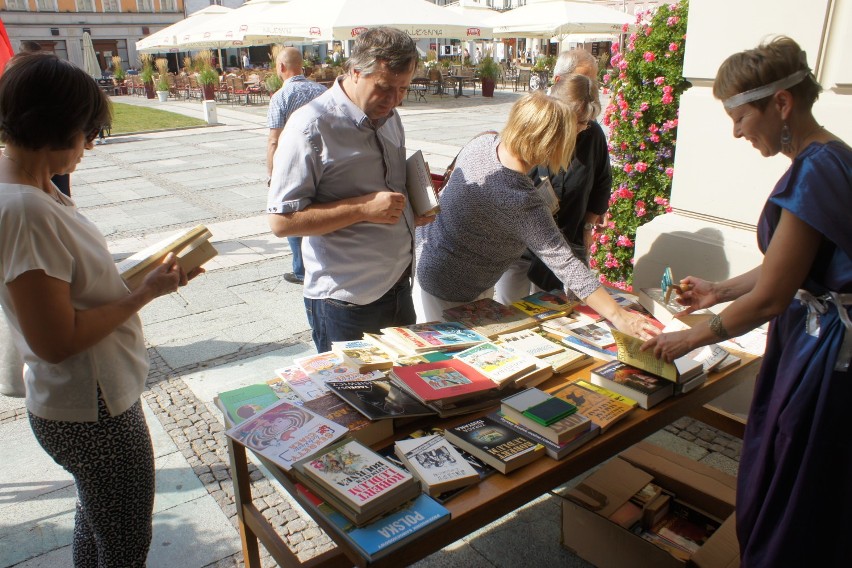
[709,314,730,340]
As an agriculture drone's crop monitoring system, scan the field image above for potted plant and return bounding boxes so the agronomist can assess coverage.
[155,58,170,102]
[477,55,499,97]
[194,50,218,100]
[139,54,155,99]
[111,55,127,95]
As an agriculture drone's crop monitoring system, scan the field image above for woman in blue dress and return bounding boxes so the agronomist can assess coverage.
[642,37,851,567]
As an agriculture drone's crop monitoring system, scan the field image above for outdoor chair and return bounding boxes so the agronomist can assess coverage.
[407,77,429,102]
[515,69,531,92]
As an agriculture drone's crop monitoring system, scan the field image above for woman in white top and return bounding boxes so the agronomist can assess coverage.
[0,53,196,567]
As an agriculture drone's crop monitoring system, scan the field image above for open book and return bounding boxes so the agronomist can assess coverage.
[406,150,440,217]
[117,224,217,290]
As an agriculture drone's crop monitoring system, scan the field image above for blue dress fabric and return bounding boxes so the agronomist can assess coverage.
[739,141,852,567]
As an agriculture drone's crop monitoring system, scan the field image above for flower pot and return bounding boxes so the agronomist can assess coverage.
[201,84,216,101]
[481,77,496,97]
[156,90,169,102]
[144,81,155,99]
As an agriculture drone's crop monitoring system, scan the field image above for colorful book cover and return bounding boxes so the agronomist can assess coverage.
[326,379,436,420]
[381,322,489,353]
[275,365,328,401]
[266,377,306,405]
[295,352,384,385]
[331,339,395,371]
[443,415,545,474]
[497,329,564,358]
[574,379,638,408]
[500,388,592,443]
[218,384,280,424]
[565,321,616,349]
[390,359,496,403]
[553,382,635,433]
[452,342,536,386]
[442,298,537,338]
[225,399,348,470]
[592,361,673,396]
[514,290,578,321]
[296,486,450,561]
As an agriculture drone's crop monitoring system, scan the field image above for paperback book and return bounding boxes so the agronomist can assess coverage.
[380,322,489,354]
[302,392,393,446]
[295,485,450,562]
[511,290,578,321]
[552,382,635,433]
[325,379,436,421]
[611,330,703,383]
[117,224,217,290]
[406,150,441,217]
[265,376,305,405]
[488,411,601,460]
[331,339,395,372]
[496,328,564,358]
[389,359,497,405]
[451,342,536,387]
[442,298,537,339]
[394,434,480,497]
[293,438,420,525]
[225,399,348,471]
[589,360,675,410]
[443,415,545,474]
[563,321,616,349]
[573,379,638,408]
[295,352,385,386]
[217,383,280,425]
[500,388,592,444]
[275,365,328,401]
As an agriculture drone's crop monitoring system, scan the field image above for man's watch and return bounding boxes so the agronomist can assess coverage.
[583,222,595,232]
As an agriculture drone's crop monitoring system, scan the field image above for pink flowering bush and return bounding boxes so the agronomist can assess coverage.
[592,0,689,290]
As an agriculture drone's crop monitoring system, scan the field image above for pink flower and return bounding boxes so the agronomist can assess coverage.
[645,27,653,36]
[635,161,648,172]
[662,93,674,104]
[599,234,611,244]
[620,109,629,119]
[602,74,610,85]
[654,76,665,86]
[611,43,620,54]
[631,118,639,127]
[615,187,634,199]
[639,143,646,150]
[663,85,673,94]
[619,72,627,80]
[643,51,656,62]
[665,167,674,178]
[649,134,660,143]
[623,163,633,173]
[669,42,679,52]
[618,59,629,70]
[590,243,598,254]
[617,235,633,247]
[648,123,659,133]
[622,23,629,33]
[667,16,680,26]
[634,110,643,119]
[653,196,669,206]
[635,200,647,217]
[620,142,628,150]
[589,258,599,269]
[640,102,650,111]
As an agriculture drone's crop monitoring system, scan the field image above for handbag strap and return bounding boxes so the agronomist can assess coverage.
[437,130,498,194]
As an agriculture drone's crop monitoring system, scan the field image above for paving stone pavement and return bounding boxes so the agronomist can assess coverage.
[0,90,744,568]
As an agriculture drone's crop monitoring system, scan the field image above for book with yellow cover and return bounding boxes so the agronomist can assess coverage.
[611,330,703,384]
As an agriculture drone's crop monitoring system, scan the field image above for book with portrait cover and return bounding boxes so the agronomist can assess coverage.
[590,360,675,410]
[389,359,497,405]
[552,382,635,433]
[293,438,420,525]
[325,379,436,421]
[394,434,480,497]
[443,415,545,474]
[442,298,538,339]
[224,399,348,471]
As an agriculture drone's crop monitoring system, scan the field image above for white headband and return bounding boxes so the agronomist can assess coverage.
[723,69,810,110]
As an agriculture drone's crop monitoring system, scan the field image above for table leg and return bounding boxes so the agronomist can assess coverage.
[227,438,261,567]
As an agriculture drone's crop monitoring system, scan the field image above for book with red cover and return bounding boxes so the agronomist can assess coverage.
[389,359,497,404]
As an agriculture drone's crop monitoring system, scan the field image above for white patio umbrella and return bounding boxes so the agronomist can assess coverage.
[491,0,634,39]
[81,32,101,78]
[178,0,311,49]
[135,5,234,53]
[189,0,492,46]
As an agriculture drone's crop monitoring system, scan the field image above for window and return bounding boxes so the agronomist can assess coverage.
[76,0,95,11]
[35,0,58,11]
[102,0,121,11]
[5,0,28,10]
[136,0,153,12]
[209,0,224,5]
[160,0,177,11]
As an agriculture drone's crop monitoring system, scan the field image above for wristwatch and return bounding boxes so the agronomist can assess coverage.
[583,222,595,232]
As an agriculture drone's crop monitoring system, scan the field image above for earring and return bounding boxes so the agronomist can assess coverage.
[780,122,794,154]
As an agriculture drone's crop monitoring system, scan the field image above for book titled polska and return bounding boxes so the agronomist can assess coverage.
[442,298,538,339]
[224,398,348,471]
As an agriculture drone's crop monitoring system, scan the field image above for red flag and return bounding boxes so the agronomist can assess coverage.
[0,17,14,77]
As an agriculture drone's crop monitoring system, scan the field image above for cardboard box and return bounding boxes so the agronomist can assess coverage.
[561,441,739,568]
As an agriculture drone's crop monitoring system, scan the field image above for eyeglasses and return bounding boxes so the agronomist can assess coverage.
[85,126,101,144]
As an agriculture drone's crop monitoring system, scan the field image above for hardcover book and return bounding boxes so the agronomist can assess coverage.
[217,383,280,425]
[225,399,348,471]
[589,361,675,410]
[394,434,480,497]
[302,392,393,446]
[380,322,489,354]
[294,439,420,524]
[275,365,328,401]
[441,298,537,339]
[325,379,436,421]
[443,415,545,474]
[406,150,441,217]
[511,290,578,321]
[331,339,395,372]
[295,486,450,562]
[552,382,635,433]
[451,342,536,387]
[389,359,497,404]
[488,411,601,460]
[500,388,592,444]
[117,224,216,290]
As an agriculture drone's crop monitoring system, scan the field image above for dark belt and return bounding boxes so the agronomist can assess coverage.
[395,266,412,286]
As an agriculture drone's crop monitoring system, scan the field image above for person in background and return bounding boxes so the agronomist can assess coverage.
[494,49,611,303]
[266,46,327,285]
[413,91,658,341]
[642,36,851,567]
[0,52,199,567]
[267,27,432,353]
[242,51,250,69]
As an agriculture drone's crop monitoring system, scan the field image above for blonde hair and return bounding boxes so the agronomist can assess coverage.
[501,91,576,172]
[549,73,601,123]
[713,36,821,111]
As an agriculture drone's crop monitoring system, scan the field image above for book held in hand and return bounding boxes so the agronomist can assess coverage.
[224,399,348,471]
[443,415,545,474]
[406,150,440,217]
[117,224,217,290]
[394,434,480,497]
[442,298,537,339]
[611,329,703,383]
[589,360,675,409]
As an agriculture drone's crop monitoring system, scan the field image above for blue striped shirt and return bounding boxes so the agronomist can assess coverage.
[266,75,327,129]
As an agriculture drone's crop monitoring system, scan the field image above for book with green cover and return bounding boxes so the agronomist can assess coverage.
[217,384,279,424]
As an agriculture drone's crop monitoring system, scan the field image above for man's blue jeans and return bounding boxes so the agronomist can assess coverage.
[304,279,415,353]
[287,237,304,280]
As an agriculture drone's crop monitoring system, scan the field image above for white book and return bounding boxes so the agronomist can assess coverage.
[496,328,564,357]
[452,342,536,387]
[395,435,479,497]
[406,150,440,216]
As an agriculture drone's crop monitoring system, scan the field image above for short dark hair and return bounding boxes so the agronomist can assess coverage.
[0,52,111,150]
[20,40,43,52]
[346,27,417,76]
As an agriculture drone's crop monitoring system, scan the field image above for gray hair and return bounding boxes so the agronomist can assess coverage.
[549,73,601,123]
[553,49,598,80]
[345,27,418,76]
